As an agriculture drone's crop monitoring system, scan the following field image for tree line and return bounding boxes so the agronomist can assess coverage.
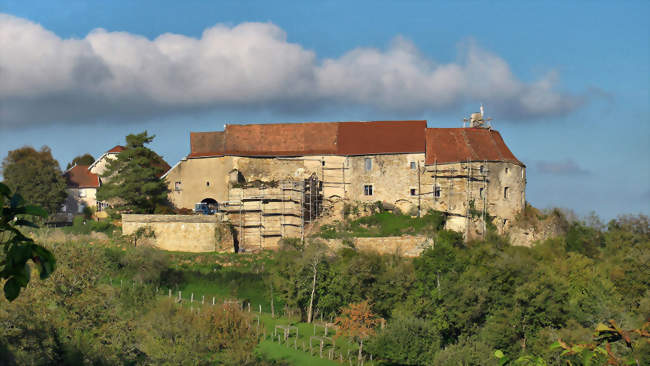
[1,131,171,216]
[270,214,649,364]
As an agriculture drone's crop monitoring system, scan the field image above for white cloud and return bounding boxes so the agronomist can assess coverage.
[0,13,585,127]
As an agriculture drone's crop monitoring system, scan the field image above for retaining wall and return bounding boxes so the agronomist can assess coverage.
[322,236,431,257]
[122,214,229,253]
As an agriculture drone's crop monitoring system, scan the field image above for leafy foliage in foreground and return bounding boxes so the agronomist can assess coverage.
[0,240,264,365]
[0,182,55,301]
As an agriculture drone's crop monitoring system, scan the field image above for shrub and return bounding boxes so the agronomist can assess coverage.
[366,317,440,365]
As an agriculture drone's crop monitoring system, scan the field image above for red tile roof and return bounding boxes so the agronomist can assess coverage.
[337,120,426,155]
[189,131,226,158]
[108,145,125,153]
[425,128,523,166]
[64,165,100,188]
[189,120,425,157]
[186,121,522,166]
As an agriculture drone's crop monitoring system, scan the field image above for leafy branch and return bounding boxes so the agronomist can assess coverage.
[0,182,56,301]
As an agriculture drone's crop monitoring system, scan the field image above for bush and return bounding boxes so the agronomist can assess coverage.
[366,317,440,365]
[118,246,170,284]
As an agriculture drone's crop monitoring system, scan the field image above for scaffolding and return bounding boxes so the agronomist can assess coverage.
[221,177,321,251]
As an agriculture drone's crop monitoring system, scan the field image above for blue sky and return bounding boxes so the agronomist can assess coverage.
[1,0,648,220]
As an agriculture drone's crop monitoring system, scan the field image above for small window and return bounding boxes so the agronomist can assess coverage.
[505,167,510,174]
[434,186,441,198]
[503,219,508,227]
[410,188,417,196]
[480,165,485,174]
[410,161,416,170]
[364,184,373,196]
[504,187,509,199]
[206,181,210,187]
[480,187,484,198]
[175,181,181,191]
[364,158,372,171]
[321,161,325,166]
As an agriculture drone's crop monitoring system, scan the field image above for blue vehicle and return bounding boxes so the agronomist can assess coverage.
[194,201,218,215]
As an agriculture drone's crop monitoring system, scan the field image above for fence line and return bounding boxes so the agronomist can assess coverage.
[109,278,375,365]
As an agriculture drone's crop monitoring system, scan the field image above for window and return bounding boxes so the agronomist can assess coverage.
[321,161,325,166]
[364,184,373,196]
[434,186,441,198]
[410,161,416,170]
[97,201,108,212]
[503,219,508,227]
[206,181,210,187]
[504,187,509,199]
[78,204,85,213]
[480,187,484,198]
[480,165,485,174]
[175,181,182,191]
[364,158,372,171]
[505,167,510,174]
[410,188,417,196]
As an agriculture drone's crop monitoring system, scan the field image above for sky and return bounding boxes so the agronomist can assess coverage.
[0,0,648,220]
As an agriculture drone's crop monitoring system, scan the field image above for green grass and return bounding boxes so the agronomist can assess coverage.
[318,210,446,239]
[256,340,340,366]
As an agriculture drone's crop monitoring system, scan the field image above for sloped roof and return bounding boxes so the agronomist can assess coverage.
[337,121,426,155]
[189,131,226,158]
[189,120,425,157]
[425,128,523,166]
[108,145,125,153]
[64,165,100,188]
[224,122,339,156]
[185,121,523,166]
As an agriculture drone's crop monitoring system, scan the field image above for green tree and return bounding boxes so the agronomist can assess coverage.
[96,132,169,213]
[0,182,55,301]
[1,146,67,214]
[66,153,95,169]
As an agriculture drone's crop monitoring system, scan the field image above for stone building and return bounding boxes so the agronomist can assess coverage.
[163,118,525,249]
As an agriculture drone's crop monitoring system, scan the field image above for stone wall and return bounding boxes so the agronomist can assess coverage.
[322,236,430,257]
[122,214,234,253]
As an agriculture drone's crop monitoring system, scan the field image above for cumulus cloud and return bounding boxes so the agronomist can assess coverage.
[0,13,585,127]
[536,159,590,176]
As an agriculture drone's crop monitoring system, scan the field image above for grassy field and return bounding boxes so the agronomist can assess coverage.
[317,210,445,238]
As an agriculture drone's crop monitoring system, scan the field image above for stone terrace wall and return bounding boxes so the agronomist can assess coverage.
[323,236,431,257]
[122,214,230,253]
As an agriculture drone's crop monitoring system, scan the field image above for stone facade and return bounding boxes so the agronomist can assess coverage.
[163,120,526,248]
[122,214,234,252]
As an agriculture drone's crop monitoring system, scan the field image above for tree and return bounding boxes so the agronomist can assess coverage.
[66,154,95,170]
[1,146,67,214]
[0,182,55,301]
[96,132,169,213]
[335,300,381,360]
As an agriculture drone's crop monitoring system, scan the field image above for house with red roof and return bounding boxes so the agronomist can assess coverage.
[163,112,526,246]
[62,164,102,216]
[61,145,126,217]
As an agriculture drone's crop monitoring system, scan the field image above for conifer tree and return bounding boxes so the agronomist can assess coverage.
[96,132,169,213]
